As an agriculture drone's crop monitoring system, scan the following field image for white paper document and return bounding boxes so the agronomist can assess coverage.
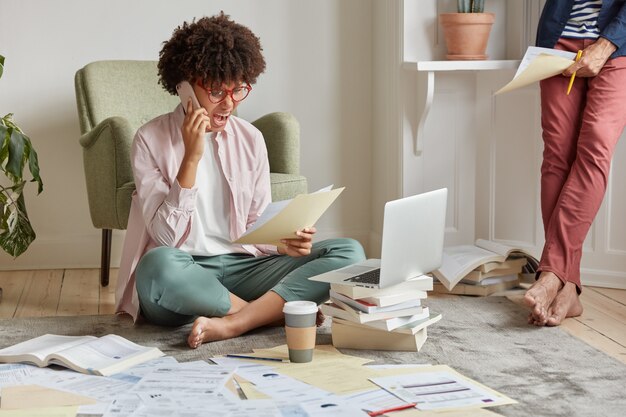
[495,46,577,95]
[342,388,413,415]
[129,362,232,399]
[370,367,515,411]
[235,186,344,246]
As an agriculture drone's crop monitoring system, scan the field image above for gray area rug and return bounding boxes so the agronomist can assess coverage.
[1,296,625,417]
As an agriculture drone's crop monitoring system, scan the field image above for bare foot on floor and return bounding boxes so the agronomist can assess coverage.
[545,282,583,326]
[187,316,241,349]
[524,272,563,326]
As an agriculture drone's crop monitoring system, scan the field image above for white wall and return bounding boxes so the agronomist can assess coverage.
[0,0,374,269]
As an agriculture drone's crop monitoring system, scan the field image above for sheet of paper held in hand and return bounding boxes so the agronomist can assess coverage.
[234,186,344,246]
[495,46,577,95]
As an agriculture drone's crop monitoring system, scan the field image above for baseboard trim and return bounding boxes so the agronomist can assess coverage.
[0,229,372,271]
[581,268,626,290]
[0,232,126,271]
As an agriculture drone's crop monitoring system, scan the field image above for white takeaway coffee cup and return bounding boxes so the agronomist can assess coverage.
[282,301,318,363]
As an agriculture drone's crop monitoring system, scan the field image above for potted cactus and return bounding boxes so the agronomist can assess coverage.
[0,54,44,257]
[439,0,495,60]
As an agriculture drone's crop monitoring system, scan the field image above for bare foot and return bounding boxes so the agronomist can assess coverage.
[545,282,583,326]
[187,316,242,349]
[187,292,288,349]
[524,272,563,326]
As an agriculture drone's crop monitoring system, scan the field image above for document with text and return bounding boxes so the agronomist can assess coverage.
[495,46,577,95]
[235,186,344,246]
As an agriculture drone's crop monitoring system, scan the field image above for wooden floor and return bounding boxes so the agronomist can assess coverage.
[1,269,625,364]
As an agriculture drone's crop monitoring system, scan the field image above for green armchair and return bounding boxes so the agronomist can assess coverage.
[75,60,307,287]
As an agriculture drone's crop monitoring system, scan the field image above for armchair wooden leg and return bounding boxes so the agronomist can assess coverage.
[100,229,112,287]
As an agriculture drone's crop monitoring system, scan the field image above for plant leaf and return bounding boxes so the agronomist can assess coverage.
[6,126,26,181]
[23,133,43,194]
[0,54,4,79]
[1,115,43,193]
[0,192,35,257]
[0,124,9,170]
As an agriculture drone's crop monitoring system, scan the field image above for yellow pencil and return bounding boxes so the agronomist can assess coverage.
[567,50,583,95]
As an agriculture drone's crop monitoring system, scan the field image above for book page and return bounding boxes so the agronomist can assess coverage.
[49,334,163,376]
[432,245,505,290]
[475,239,538,263]
[475,239,518,256]
[0,335,96,365]
[235,187,344,246]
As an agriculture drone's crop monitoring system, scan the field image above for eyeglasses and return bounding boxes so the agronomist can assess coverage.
[196,82,252,104]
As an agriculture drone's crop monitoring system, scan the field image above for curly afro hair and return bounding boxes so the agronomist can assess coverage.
[158,12,266,95]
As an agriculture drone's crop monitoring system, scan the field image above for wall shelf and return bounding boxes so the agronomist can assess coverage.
[404,60,521,155]
[403,60,520,72]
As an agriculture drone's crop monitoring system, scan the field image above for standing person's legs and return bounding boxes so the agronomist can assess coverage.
[542,54,626,325]
[189,238,365,347]
[525,38,586,323]
[526,38,626,325]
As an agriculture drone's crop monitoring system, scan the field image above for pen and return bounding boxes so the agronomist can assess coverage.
[566,50,583,95]
[232,377,248,400]
[366,402,417,417]
[225,354,288,362]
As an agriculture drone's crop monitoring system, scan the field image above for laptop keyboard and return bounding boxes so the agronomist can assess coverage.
[344,268,381,284]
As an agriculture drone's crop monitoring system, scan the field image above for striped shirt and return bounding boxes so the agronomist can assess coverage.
[561,0,603,39]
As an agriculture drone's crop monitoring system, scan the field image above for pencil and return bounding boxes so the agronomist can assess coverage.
[567,50,583,95]
[225,354,288,362]
[367,402,417,416]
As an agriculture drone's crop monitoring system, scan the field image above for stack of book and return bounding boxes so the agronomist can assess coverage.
[322,275,441,352]
[432,239,538,296]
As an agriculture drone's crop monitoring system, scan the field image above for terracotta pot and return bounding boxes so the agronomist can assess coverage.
[439,13,495,60]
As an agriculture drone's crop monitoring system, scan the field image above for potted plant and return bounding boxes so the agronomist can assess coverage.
[0,54,44,257]
[439,0,495,60]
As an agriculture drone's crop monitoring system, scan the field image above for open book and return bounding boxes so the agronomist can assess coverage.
[432,239,538,290]
[234,186,344,246]
[434,276,520,297]
[0,334,164,376]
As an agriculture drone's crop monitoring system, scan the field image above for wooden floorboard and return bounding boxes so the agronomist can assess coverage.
[57,269,100,316]
[560,318,626,364]
[0,271,28,319]
[592,286,626,306]
[99,268,118,315]
[576,290,626,347]
[2,269,626,365]
[13,270,63,318]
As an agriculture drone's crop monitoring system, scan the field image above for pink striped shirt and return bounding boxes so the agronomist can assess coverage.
[116,105,277,321]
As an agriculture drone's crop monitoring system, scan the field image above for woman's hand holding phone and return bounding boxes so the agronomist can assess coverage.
[181,98,211,164]
[177,98,211,189]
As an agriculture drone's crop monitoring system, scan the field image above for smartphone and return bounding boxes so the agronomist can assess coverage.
[176,81,201,113]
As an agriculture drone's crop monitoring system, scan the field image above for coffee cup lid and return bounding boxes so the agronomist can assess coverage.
[282,301,318,315]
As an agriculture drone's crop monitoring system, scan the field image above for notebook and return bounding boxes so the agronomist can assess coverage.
[309,188,447,289]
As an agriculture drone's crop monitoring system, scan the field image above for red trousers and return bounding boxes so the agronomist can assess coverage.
[539,37,626,290]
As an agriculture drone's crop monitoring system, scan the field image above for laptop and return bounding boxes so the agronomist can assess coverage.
[309,188,447,289]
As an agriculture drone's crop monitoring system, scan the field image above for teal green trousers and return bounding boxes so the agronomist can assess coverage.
[135,238,365,326]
